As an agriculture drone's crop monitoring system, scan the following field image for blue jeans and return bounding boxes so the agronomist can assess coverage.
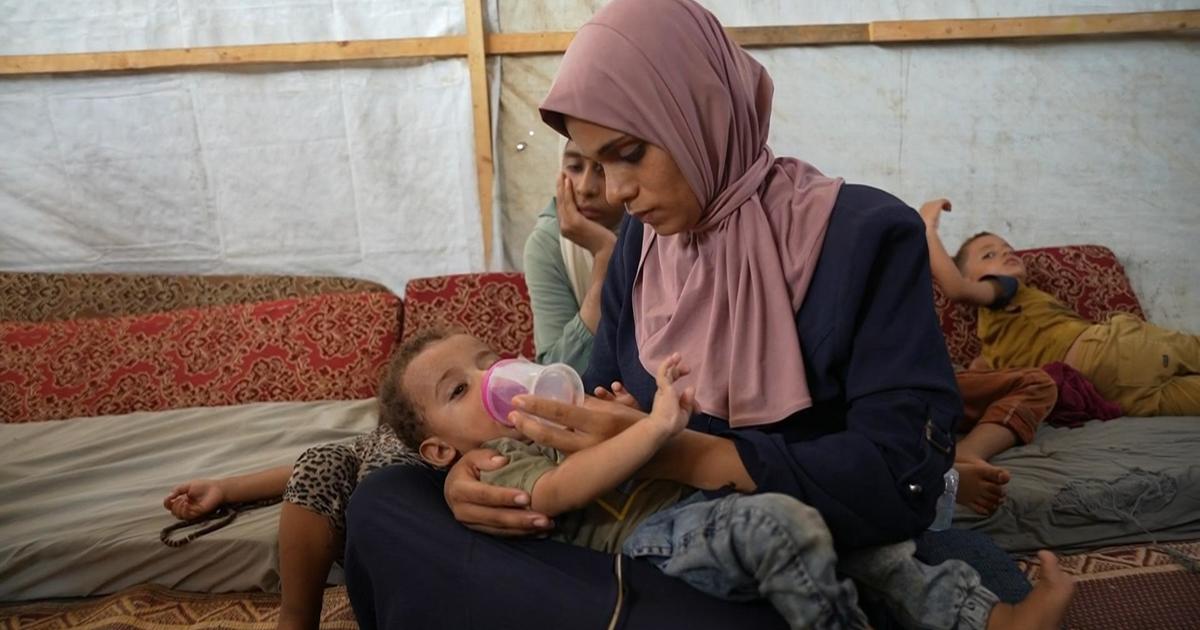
[622,492,998,630]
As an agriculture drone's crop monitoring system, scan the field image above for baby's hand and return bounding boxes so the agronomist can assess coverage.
[649,353,695,436]
[162,479,226,520]
[918,198,952,231]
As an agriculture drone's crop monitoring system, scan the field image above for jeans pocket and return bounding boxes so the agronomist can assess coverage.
[621,493,706,558]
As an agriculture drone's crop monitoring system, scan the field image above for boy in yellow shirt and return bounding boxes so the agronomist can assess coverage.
[921,197,1199,418]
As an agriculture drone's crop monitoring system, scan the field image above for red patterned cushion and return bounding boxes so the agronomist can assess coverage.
[934,245,1145,368]
[402,273,534,359]
[0,292,401,423]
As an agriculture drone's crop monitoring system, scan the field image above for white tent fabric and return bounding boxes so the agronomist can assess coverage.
[0,1,467,55]
[495,0,1200,331]
[0,0,1196,327]
[0,0,498,295]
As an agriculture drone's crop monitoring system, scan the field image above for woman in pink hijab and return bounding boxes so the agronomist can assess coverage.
[345,1,1041,627]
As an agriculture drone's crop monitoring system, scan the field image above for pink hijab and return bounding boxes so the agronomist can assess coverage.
[540,0,843,427]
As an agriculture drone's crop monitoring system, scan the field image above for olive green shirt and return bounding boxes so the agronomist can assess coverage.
[479,437,687,553]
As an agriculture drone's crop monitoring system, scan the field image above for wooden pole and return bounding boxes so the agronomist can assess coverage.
[464,0,495,268]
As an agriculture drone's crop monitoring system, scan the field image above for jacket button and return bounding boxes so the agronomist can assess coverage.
[908,483,923,495]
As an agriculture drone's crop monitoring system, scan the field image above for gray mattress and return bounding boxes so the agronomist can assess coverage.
[4,404,1196,602]
[0,399,377,601]
[953,415,1200,554]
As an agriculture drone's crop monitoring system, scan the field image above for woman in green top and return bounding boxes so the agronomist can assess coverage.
[523,138,626,373]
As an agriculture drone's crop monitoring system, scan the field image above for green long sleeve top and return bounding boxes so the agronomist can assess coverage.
[522,199,595,374]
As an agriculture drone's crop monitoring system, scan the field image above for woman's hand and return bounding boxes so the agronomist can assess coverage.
[444,448,554,536]
[592,381,641,411]
[163,479,225,520]
[511,394,648,454]
[557,172,617,255]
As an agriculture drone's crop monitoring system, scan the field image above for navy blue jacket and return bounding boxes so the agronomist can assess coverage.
[583,184,962,550]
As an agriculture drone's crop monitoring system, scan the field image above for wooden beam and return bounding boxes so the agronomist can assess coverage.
[869,10,1200,43]
[464,0,495,267]
[2,10,1194,76]
[481,11,1198,56]
[0,36,466,75]
[485,24,870,55]
[728,24,870,48]
[486,31,575,55]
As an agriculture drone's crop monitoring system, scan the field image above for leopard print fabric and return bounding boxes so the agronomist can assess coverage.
[282,425,424,539]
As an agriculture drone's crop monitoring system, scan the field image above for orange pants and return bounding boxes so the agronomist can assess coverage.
[956,368,1058,444]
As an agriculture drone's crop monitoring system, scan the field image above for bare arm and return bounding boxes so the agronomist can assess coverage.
[557,172,618,333]
[513,396,756,495]
[919,198,1000,306]
[520,410,753,499]
[591,382,755,492]
[577,244,614,333]
[639,431,756,493]
[219,465,293,502]
[164,465,293,520]
[530,414,675,516]
[528,354,692,516]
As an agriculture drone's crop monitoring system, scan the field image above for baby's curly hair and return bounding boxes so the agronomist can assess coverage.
[953,231,997,272]
[378,327,457,451]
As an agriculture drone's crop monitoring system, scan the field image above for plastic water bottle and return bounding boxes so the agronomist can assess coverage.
[928,468,959,531]
[481,359,583,427]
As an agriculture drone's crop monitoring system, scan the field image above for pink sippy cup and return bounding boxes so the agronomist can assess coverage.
[481,359,584,427]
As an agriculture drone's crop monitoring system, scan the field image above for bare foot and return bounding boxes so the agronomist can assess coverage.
[954,458,1011,515]
[986,551,1075,630]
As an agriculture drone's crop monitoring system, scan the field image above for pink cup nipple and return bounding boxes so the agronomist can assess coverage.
[482,362,529,426]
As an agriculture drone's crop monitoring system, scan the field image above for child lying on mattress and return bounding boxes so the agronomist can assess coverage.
[164,418,414,630]
[380,328,1074,630]
[920,197,1199,418]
